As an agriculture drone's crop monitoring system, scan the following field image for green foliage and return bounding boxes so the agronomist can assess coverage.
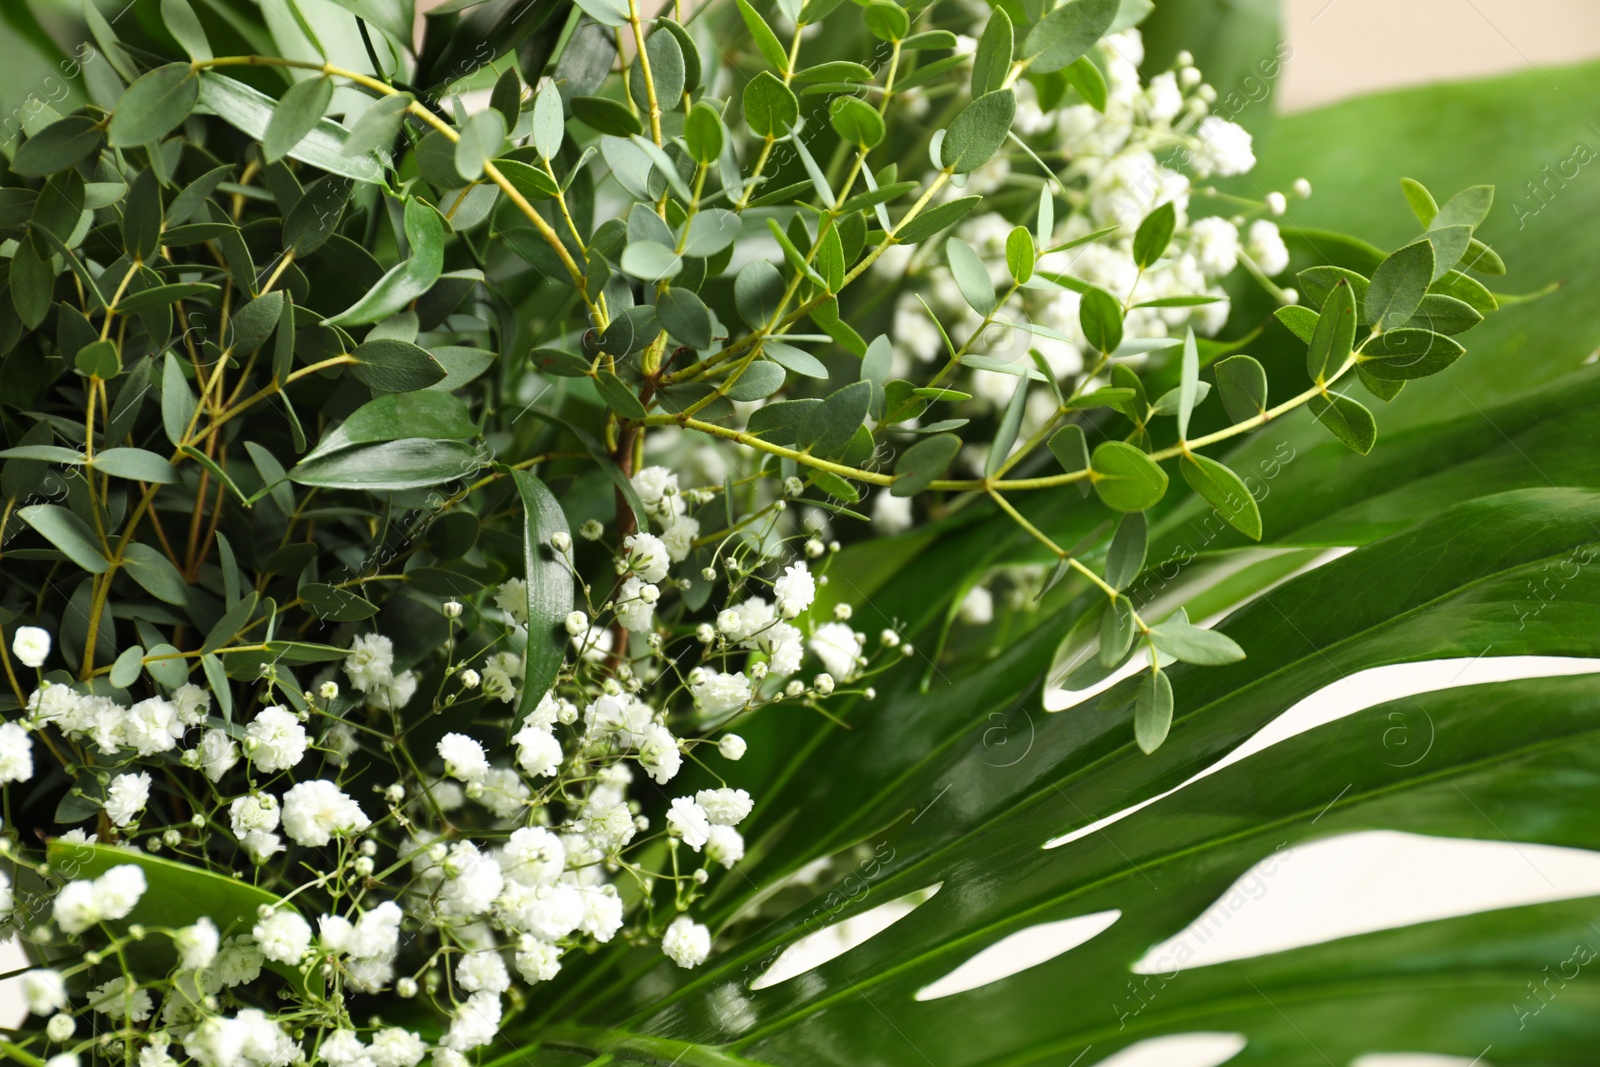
[0,0,1572,1063]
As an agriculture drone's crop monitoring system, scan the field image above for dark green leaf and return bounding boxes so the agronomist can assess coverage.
[289,438,481,490]
[1104,511,1146,590]
[108,64,199,147]
[1212,353,1268,424]
[940,89,1015,174]
[829,96,885,148]
[892,433,961,497]
[13,116,104,177]
[511,471,575,705]
[595,369,648,419]
[802,381,872,455]
[1079,286,1123,354]
[92,448,178,484]
[1358,328,1466,380]
[571,95,643,137]
[657,287,715,349]
[1047,424,1089,475]
[123,542,188,605]
[894,196,980,243]
[1308,390,1377,453]
[744,71,799,137]
[1132,666,1173,752]
[1365,238,1435,329]
[349,338,448,393]
[1132,201,1176,269]
[972,7,1013,96]
[1023,0,1120,74]
[19,504,108,573]
[1306,277,1357,383]
[264,75,334,163]
[736,0,791,73]
[985,377,1028,478]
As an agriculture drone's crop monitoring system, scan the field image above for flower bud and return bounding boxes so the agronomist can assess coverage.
[813,673,835,696]
[319,680,339,701]
[459,668,481,689]
[552,531,572,553]
[719,734,747,760]
[580,519,604,541]
[564,610,589,636]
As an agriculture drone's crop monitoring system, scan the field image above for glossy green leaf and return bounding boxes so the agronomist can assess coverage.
[349,338,448,394]
[1359,328,1466,380]
[1365,238,1435,329]
[1309,390,1377,454]
[1180,452,1263,541]
[1078,286,1123,354]
[744,71,799,137]
[264,75,334,163]
[1306,277,1357,383]
[971,7,1013,96]
[1091,440,1167,512]
[19,504,108,573]
[1132,201,1176,269]
[892,433,961,497]
[13,116,104,177]
[1212,353,1267,423]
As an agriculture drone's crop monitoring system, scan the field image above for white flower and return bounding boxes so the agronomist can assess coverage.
[367,668,418,711]
[125,697,182,756]
[1247,219,1290,276]
[515,940,563,983]
[1145,70,1184,123]
[511,722,560,780]
[630,465,681,518]
[344,633,396,692]
[615,575,656,632]
[46,1013,74,1043]
[88,977,152,1021]
[12,626,50,668]
[198,729,240,781]
[244,706,307,773]
[691,670,751,718]
[252,908,312,964]
[637,723,682,784]
[240,830,284,864]
[54,865,146,934]
[439,842,504,918]
[564,610,589,636]
[662,514,699,562]
[230,793,280,836]
[369,1029,427,1067]
[438,732,490,783]
[204,935,264,992]
[662,915,711,968]
[1188,216,1240,276]
[809,622,862,680]
[320,1030,371,1067]
[773,561,816,614]
[105,771,151,827]
[282,780,370,846]
[958,584,994,625]
[695,787,753,826]
[494,578,528,624]
[1193,117,1255,177]
[457,950,511,994]
[871,491,913,535]
[706,825,745,868]
[666,797,711,850]
[624,532,671,582]
[477,767,530,819]
[443,991,501,1051]
[176,917,220,969]
[0,722,33,783]
[503,826,566,886]
[719,734,747,761]
[575,883,624,941]
[21,969,66,1015]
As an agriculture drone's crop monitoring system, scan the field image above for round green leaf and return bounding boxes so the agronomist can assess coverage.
[940,89,1015,174]
[109,64,199,147]
[1090,440,1168,512]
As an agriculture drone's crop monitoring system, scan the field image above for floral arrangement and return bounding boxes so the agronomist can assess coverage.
[0,0,1509,1065]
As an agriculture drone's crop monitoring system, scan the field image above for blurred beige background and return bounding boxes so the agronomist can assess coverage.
[1280,0,1600,109]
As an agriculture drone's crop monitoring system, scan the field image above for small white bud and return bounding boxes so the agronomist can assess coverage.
[47,1013,74,1042]
[779,599,801,620]
[833,604,853,621]
[880,629,901,648]
[443,599,464,619]
[749,661,769,681]
[687,667,707,687]
[552,531,572,553]
[774,499,787,512]
[1282,288,1300,306]
[10,626,50,669]
[1175,50,1194,66]
[354,856,374,877]
[864,687,876,700]
[813,673,835,696]
[786,680,806,698]
[1293,178,1313,199]
[319,680,339,701]
[716,610,742,634]
[162,829,181,846]
[580,519,604,541]
[397,977,418,998]
[804,538,825,558]
[1266,191,1287,216]
[719,734,747,760]
[702,566,717,580]
[784,476,804,497]
[459,669,481,689]
[693,868,709,884]
[1180,66,1202,88]
[1197,84,1217,103]
[640,583,660,604]
[696,623,716,644]
[564,610,589,636]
